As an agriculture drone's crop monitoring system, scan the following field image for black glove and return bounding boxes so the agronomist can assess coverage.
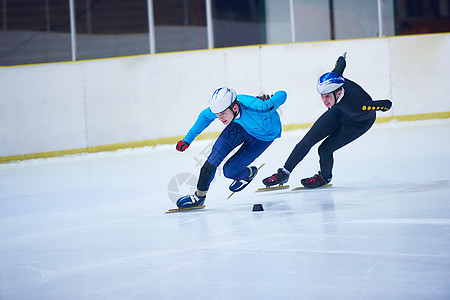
[257,94,273,100]
[176,140,190,152]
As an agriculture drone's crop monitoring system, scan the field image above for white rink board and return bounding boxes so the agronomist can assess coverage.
[389,34,450,115]
[0,63,87,154]
[0,34,449,157]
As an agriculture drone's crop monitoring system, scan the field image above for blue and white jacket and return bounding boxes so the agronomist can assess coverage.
[183,90,287,144]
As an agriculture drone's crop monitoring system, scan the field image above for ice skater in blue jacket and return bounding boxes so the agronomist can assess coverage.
[175,87,287,208]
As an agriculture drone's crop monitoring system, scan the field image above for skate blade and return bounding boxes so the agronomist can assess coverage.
[255,184,290,192]
[165,205,205,213]
[292,183,332,191]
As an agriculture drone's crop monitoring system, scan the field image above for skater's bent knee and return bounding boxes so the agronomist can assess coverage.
[223,162,244,179]
[222,163,234,179]
[318,144,333,156]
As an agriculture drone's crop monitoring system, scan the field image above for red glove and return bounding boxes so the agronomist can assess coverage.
[176,140,190,152]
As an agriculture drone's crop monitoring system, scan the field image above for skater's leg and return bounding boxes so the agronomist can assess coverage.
[196,160,216,193]
[195,122,247,192]
[207,122,246,167]
[177,123,246,209]
[284,108,341,172]
[225,137,272,192]
[318,118,375,179]
[223,137,272,180]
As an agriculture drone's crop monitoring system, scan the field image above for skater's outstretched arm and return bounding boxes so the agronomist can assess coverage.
[176,108,217,152]
[239,90,287,113]
[362,99,392,112]
[332,52,347,76]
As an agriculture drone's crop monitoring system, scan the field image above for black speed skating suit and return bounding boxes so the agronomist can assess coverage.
[284,56,391,180]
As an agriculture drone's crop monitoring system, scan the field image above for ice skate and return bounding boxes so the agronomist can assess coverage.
[262,168,290,187]
[229,166,258,192]
[176,192,206,209]
[300,171,330,188]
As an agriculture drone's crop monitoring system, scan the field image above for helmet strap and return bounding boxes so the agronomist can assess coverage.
[332,88,342,105]
[230,101,240,121]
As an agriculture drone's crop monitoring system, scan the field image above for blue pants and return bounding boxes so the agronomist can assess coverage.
[197,122,272,192]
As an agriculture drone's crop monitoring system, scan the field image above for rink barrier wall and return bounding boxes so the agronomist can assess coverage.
[1,111,449,163]
[1,33,449,163]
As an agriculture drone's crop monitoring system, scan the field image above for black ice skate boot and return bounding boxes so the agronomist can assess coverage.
[300,171,330,188]
[262,168,290,187]
[229,166,258,192]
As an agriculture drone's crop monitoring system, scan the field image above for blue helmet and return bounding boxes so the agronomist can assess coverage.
[316,72,345,94]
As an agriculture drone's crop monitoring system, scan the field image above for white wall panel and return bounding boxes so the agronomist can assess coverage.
[0,63,86,156]
[0,34,448,158]
[389,34,450,115]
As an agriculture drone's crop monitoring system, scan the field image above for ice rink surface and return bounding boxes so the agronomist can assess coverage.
[1,118,450,299]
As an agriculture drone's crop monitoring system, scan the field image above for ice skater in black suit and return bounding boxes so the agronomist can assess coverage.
[263,52,392,188]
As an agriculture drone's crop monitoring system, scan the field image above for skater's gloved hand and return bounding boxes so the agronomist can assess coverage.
[176,140,190,152]
[257,94,273,100]
[378,99,392,111]
[335,53,347,69]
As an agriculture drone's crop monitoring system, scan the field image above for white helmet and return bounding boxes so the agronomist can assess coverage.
[209,87,237,114]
